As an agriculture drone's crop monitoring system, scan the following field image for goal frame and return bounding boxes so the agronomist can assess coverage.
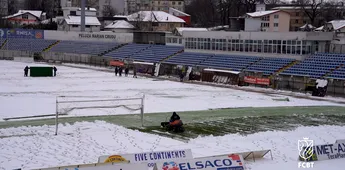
[55,94,145,135]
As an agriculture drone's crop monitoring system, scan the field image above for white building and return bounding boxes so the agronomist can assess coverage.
[3,10,46,26]
[61,0,126,16]
[57,6,101,32]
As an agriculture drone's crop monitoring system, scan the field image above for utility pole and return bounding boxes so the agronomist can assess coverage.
[81,0,86,31]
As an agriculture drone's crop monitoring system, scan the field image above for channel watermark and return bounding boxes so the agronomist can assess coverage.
[298,137,315,168]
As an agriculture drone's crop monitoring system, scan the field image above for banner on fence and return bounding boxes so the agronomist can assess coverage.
[109,60,125,66]
[0,28,44,39]
[154,154,245,170]
[244,76,270,85]
[33,162,147,170]
[299,139,345,162]
[98,149,193,170]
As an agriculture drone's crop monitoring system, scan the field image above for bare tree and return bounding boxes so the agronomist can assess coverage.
[129,11,147,30]
[102,0,116,17]
[185,0,219,27]
[297,0,324,26]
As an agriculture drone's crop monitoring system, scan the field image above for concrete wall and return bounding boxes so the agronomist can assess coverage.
[244,18,261,32]
[44,30,133,43]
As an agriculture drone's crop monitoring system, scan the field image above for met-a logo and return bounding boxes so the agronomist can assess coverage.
[178,159,233,170]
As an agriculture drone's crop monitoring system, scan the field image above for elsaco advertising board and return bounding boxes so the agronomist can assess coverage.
[98,149,193,170]
[154,154,245,170]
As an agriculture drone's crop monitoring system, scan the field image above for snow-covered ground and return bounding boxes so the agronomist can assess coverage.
[0,61,342,120]
[0,121,344,170]
[1,60,345,170]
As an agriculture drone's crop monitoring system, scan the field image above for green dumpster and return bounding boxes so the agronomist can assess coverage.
[30,66,53,77]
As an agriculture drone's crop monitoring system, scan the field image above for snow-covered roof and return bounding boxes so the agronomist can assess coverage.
[300,24,315,29]
[78,7,97,11]
[127,11,185,23]
[65,16,101,26]
[328,20,345,30]
[169,7,190,17]
[246,10,279,17]
[4,10,43,19]
[175,27,207,35]
[105,20,134,29]
[204,68,240,74]
[114,15,128,18]
[314,26,324,31]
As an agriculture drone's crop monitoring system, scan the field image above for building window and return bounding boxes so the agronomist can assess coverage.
[274,23,279,27]
[261,16,269,21]
[70,11,76,15]
[72,25,78,27]
[303,20,307,24]
[22,14,28,19]
[178,1,182,5]
[86,25,91,28]
[274,14,279,19]
[261,22,269,27]
[172,1,175,5]
[295,19,299,23]
[296,12,299,16]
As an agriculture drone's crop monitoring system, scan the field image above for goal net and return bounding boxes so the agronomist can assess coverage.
[54,94,144,135]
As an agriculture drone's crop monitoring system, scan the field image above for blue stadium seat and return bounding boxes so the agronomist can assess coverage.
[3,38,56,52]
[50,40,119,55]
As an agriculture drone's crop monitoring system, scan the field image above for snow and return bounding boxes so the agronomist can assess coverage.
[65,16,101,26]
[0,61,345,170]
[203,68,240,74]
[127,11,185,23]
[0,60,342,120]
[78,7,97,11]
[4,10,42,19]
[175,27,208,35]
[105,20,134,29]
[328,20,345,31]
[0,121,344,170]
[246,10,279,17]
[169,7,190,17]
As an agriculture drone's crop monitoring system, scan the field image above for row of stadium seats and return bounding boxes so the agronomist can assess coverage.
[281,53,345,78]
[327,66,345,79]
[49,40,119,55]
[104,44,184,63]
[2,39,56,52]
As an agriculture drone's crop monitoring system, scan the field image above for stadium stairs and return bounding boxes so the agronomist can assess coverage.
[0,39,8,49]
[322,63,344,78]
[99,43,128,56]
[160,49,184,62]
[43,40,60,52]
[275,60,300,75]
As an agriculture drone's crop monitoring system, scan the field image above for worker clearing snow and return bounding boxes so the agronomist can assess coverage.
[161,112,184,133]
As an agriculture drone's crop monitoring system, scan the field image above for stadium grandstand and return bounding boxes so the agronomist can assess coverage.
[0,28,344,96]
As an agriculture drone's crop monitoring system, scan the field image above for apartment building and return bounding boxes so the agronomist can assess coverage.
[127,0,184,15]
[245,10,290,32]
[272,6,345,31]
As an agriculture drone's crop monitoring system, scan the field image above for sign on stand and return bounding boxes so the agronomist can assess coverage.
[300,139,345,161]
[154,154,245,170]
[98,149,193,170]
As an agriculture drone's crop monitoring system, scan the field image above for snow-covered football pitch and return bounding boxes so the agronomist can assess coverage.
[0,60,345,170]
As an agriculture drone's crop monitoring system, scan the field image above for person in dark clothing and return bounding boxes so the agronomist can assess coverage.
[53,67,57,76]
[179,70,184,82]
[24,66,29,77]
[189,70,193,80]
[170,112,180,122]
[133,67,137,78]
[118,67,123,76]
[125,67,129,77]
[115,67,119,76]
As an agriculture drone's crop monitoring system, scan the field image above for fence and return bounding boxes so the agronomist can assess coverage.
[0,50,33,60]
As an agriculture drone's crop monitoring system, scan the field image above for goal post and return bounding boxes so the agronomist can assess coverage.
[55,94,145,135]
